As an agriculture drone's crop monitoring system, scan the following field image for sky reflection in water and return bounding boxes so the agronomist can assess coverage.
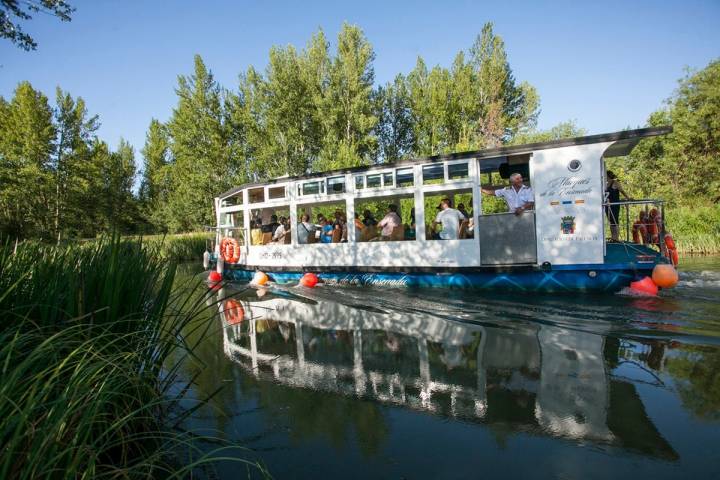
[178,257,720,479]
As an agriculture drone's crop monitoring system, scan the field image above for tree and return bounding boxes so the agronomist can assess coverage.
[52,87,100,241]
[0,0,74,51]
[613,59,720,205]
[374,74,414,163]
[316,23,377,171]
[0,81,55,238]
[97,139,137,232]
[139,119,171,230]
[166,55,234,232]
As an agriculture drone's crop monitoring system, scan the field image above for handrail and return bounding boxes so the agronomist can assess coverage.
[603,199,664,207]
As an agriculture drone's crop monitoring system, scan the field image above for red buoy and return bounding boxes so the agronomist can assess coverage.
[299,272,319,288]
[630,276,658,296]
[208,271,222,283]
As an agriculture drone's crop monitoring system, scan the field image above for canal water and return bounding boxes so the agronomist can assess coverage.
[175,257,720,479]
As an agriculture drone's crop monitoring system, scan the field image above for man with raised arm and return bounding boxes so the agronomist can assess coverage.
[481,173,534,215]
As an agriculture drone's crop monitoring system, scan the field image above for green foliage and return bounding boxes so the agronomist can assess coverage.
[0,237,267,478]
[0,0,74,51]
[610,59,720,206]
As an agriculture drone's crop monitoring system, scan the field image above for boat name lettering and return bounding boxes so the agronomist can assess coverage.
[540,176,592,197]
[259,251,284,259]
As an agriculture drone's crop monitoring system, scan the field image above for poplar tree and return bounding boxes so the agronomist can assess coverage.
[316,23,377,170]
[140,119,171,230]
[0,82,55,238]
[53,88,99,241]
[374,74,414,163]
[166,55,232,232]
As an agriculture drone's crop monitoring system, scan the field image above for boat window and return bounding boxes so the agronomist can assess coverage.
[248,187,265,203]
[249,205,291,246]
[366,174,381,189]
[327,176,346,194]
[448,162,469,180]
[301,181,324,196]
[355,193,416,243]
[221,191,243,207]
[355,175,365,190]
[220,212,246,247]
[268,186,286,200]
[296,200,347,245]
[424,188,474,241]
[396,167,414,187]
[382,172,394,187]
[422,164,444,185]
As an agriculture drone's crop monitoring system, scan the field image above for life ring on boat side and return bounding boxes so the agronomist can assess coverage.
[223,299,244,325]
[664,233,679,266]
[220,237,240,263]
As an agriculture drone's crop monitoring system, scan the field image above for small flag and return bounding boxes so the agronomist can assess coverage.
[575,199,585,204]
[562,200,572,205]
[550,201,560,206]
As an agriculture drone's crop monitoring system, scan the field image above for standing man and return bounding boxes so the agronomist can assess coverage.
[433,198,466,240]
[481,173,534,215]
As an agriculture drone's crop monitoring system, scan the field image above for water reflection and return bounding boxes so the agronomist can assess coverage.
[215,285,681,461]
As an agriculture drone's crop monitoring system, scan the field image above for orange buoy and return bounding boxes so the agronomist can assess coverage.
[664,233,676,250]
[652,264,679,288]
[223,299,244,325]
[208,271,222,283]
[630,276,658,296]
[252,271,269,286]
[299,272,319,288]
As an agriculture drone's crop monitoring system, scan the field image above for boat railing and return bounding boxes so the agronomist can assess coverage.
[603,199,666,247]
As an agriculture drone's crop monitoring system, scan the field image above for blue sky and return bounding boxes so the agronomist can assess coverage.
[1,0,718,161]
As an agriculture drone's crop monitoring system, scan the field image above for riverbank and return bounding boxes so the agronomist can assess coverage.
[0,237,264,478]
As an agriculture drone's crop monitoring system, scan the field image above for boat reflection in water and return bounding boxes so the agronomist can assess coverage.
[216,285,677,460]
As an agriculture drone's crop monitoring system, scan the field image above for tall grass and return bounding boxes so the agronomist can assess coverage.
[0,237,266,479]
[665,205,720,255]
[138,232,213,262]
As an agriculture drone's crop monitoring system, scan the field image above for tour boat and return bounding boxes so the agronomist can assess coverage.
[209,126,677,292]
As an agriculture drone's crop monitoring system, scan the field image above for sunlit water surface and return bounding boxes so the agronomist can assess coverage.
[173,257,720,479]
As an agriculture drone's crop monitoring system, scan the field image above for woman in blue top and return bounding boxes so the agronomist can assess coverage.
[320,219,333,243]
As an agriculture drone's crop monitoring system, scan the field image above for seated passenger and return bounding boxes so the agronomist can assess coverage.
[481,173,534,215]
[297,214,315,244]
[433,198,465,240]
[354,213,365,232]
[362,210,378,227]
[333,210,347,242]
[261,214,281,235]
[272,216,289,242]
[250,219,263,245]
[378,204,402,241]
[457,203,470,220]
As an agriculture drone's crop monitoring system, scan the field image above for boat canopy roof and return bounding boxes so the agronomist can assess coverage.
[218,126,671,199]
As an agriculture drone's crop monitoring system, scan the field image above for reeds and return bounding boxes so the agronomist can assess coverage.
[0,236,266,479]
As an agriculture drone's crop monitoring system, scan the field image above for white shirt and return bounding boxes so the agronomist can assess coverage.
[272,224,287,241]
[495,185,534,211]
[435,208,466,240]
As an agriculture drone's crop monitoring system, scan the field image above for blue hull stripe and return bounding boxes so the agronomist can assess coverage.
[225,267,641,292]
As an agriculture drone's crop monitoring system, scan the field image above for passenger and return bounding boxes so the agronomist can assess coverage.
[272,216,289,242]
[457,203,470,220]
[261,214,281,236]
[250,219,263,245]
[297,213,315,244]
[354,212,365,232]
[332,210,347,242]
[605,170,630,242]
[406,208,417,240]
[481,173,534,215]
[433,198,465,240]
[378,204,402,240]
[319,218,333,244]
[362,210,378,227]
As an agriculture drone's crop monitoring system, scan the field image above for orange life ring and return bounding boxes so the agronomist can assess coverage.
[220,237,240,263]
[223,299,244,325]
[664,233,676,250]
